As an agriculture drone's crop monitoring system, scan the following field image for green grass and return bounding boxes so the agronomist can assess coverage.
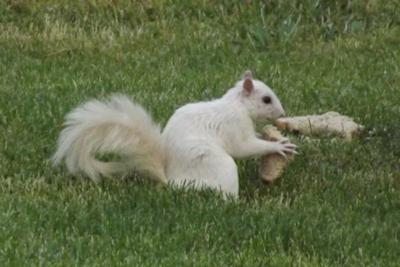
[1,1,400,266]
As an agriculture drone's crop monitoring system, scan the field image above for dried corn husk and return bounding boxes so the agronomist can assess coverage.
[259,126,293,185]
[275,111,364,141]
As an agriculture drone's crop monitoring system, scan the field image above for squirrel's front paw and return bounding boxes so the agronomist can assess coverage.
[272,139,298,158]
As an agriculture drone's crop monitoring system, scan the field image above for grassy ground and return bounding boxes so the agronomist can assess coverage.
[1,1,400,266]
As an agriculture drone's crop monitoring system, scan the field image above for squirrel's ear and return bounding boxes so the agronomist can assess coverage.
[242,70,253,80]
[242,70,254,95]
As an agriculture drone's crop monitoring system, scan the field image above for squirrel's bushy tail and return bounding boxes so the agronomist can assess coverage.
[52,95,167,183]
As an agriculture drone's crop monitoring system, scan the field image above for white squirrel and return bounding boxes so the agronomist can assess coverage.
[53,71,297,198]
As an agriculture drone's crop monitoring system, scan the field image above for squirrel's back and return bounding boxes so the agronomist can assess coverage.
[162,98,254,151]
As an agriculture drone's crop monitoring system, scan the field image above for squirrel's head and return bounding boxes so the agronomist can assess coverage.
[228,70,285,121]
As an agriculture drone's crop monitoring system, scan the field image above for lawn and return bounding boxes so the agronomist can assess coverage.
[0,1,399,266]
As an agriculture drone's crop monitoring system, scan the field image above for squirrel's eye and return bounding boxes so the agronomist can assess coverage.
[262,96,272,104]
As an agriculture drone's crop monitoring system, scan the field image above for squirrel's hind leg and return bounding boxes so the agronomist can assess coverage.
[167,149,239,198]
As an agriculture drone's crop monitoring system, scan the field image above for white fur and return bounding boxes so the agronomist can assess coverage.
[53,95,166,182]
[53,73,296,198]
